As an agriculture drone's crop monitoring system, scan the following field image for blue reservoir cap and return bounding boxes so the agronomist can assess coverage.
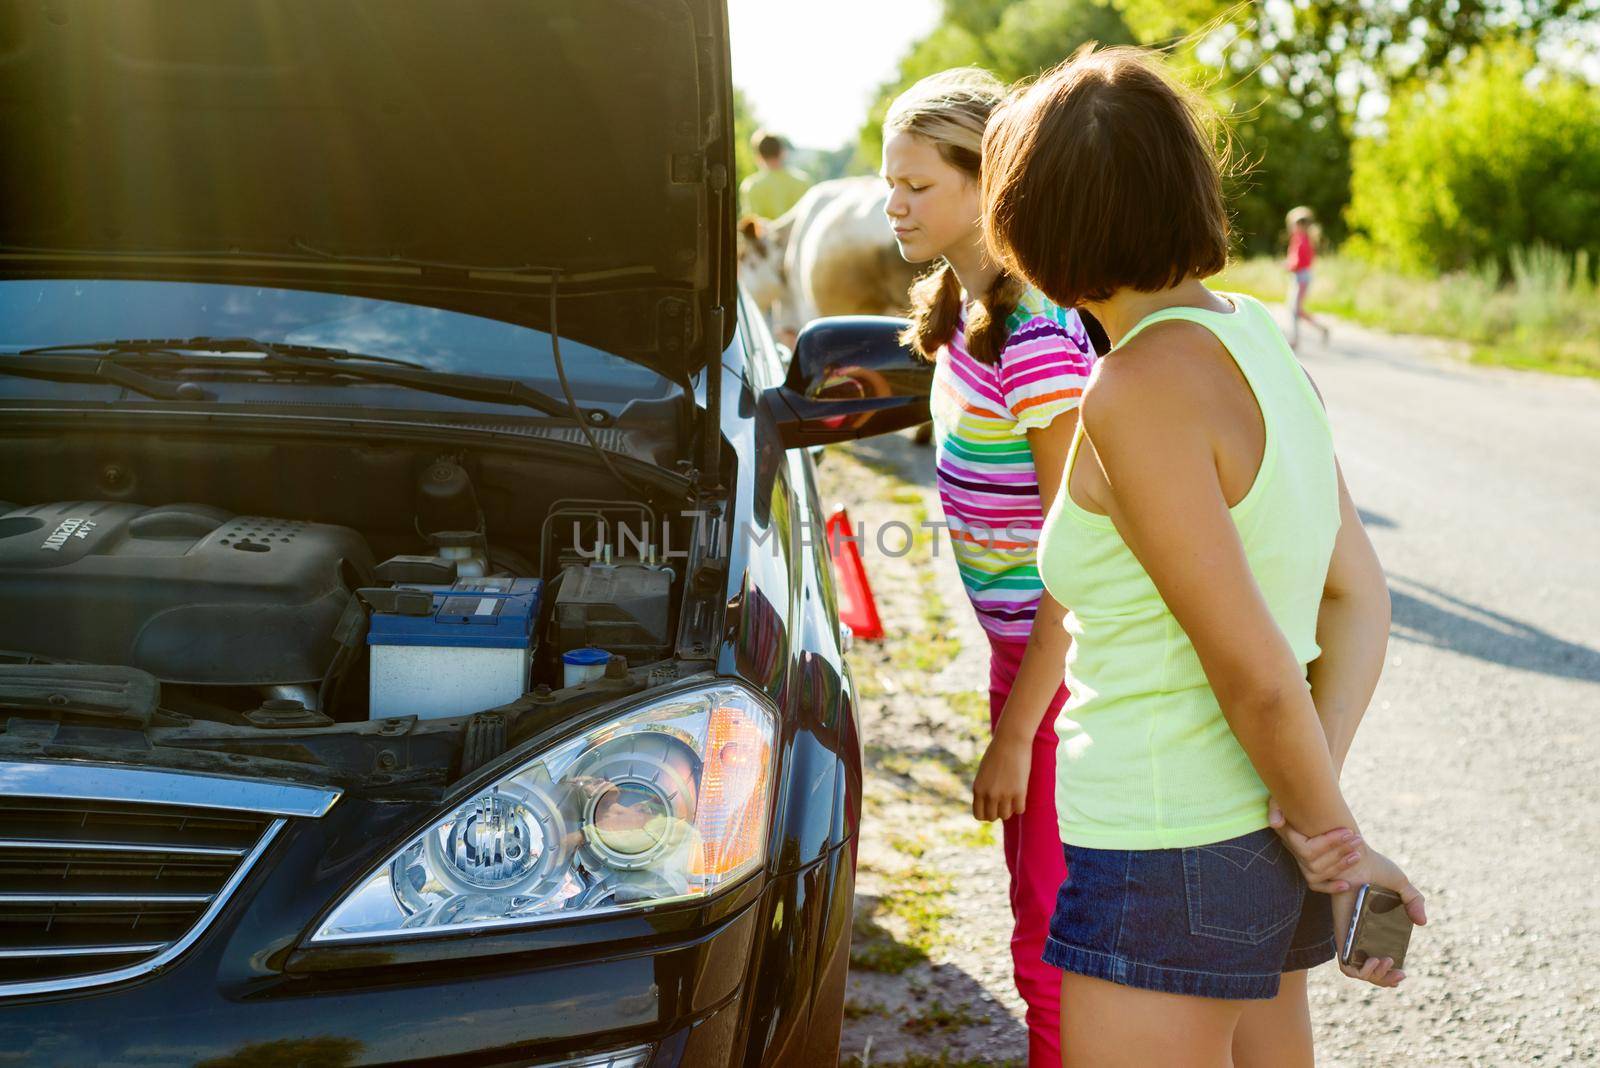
[561,647,611,666]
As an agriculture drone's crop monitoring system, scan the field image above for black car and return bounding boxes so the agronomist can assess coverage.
[0,3,932,1065]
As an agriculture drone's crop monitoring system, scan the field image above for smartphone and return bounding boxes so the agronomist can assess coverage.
[1340,885,1414,970]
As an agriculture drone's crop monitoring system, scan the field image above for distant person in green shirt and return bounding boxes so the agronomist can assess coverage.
[739,130,811,221]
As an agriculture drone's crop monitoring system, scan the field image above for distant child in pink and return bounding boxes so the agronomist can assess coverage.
[1286,206,1329,347]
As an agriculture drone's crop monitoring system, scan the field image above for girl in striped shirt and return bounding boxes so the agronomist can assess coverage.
[882,68,1097,1068]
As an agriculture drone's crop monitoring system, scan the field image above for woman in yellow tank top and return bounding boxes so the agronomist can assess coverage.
[979,46,1428,1066]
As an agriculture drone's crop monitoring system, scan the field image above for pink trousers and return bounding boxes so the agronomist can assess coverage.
[987,632,1071,1068]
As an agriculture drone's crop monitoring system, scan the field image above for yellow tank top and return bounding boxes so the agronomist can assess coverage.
[1038,293,1340,849]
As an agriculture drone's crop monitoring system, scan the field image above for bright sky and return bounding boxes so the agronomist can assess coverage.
[728,0,941,150]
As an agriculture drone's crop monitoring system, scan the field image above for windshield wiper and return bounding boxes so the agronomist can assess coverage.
[0,352,209,401]
[14,336,597,422]
[21,335,427,369]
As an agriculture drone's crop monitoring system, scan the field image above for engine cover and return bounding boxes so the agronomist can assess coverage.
[0,502,374,685]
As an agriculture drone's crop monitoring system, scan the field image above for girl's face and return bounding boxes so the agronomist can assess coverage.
[881,130,982,264]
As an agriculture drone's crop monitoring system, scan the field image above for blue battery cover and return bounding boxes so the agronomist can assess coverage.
[366,577,542,650]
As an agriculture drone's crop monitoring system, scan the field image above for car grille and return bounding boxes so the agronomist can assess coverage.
[0,796,280,989]
[0,759,340,997]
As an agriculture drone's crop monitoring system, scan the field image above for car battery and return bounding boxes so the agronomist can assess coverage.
[367,577,541,720]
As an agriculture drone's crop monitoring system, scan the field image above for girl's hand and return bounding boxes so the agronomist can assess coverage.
[1329,847,1428,990]
[972,733,1031,822]
[1268,797,1363,893]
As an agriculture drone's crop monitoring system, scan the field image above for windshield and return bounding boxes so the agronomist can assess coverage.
[0,279,672,402]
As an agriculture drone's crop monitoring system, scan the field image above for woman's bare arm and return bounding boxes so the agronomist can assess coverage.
[1307,462,1391,773]
[1267,461,1393,893]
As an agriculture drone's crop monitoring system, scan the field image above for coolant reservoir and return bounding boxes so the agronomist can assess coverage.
[433,532,488,578]
[560,647,610,688]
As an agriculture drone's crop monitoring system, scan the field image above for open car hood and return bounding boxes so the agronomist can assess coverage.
[0,0,737,380]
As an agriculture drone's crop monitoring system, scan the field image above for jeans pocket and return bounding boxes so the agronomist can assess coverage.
[1182,833,1304,946]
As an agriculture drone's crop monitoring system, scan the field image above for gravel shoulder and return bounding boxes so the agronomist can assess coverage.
[817,435,1029,1068]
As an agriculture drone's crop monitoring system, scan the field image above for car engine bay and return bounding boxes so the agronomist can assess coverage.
[0,429,729,796]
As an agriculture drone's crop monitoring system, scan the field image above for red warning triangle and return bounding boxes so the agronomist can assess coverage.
[826,505,884,641]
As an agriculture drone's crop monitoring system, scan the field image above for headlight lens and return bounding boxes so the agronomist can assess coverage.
[310,682,776,942]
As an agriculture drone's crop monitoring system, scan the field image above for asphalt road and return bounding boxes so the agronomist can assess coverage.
[1287,318,1600,1064]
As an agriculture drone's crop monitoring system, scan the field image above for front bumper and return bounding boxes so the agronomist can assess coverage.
[0,670,856,1067]
[0,881,762,1067]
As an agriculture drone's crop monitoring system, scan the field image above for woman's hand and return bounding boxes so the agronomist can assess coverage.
[972,733,1031,822]
[1268,797,1363,893]
[1329,847,1428,989]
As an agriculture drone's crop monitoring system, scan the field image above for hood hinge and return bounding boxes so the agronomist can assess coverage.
[696,303,725,495]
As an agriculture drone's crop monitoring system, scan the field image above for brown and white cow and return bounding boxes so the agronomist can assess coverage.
[738,176,922,346]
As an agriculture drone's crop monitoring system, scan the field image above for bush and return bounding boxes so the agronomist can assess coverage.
[1347,46,1600,275]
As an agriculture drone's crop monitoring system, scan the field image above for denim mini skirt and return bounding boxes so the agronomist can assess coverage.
[1042,827,1336,1000]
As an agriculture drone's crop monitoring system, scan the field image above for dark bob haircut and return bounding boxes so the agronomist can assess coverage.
[982,45,1231,310]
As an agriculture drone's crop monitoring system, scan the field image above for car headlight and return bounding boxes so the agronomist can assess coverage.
[310,682,776,942]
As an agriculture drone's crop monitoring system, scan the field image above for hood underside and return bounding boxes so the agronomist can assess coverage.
[0,0,737,377]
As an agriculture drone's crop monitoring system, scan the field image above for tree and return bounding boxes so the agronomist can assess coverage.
[1115,0,1596,252]
[1215,71,1352,255]
[854,23,993,172]
[854,0,1134,171]
[851,0,1599,253]
[733,86,760,188]
[1347,44,1600,273]
[988,0,1137,80]
[1119,0,1597,121]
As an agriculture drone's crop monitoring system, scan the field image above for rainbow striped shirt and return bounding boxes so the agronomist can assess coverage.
[929,288,1095,640]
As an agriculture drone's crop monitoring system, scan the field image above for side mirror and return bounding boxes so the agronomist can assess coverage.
[760,316,932,450]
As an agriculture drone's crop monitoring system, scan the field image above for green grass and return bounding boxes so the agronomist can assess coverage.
[945,689,988,727]
[849,912,931,975]
[880,873,955,948]
[913,754,974,795]
[887,833,928,859]
[844,998,889,1020]
[849,937,929,975]
[905,634,962,674]
[849,872,956,975]
[873,748,917,779]
[1214,251,1600,378]
[901,1001,990,1036]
